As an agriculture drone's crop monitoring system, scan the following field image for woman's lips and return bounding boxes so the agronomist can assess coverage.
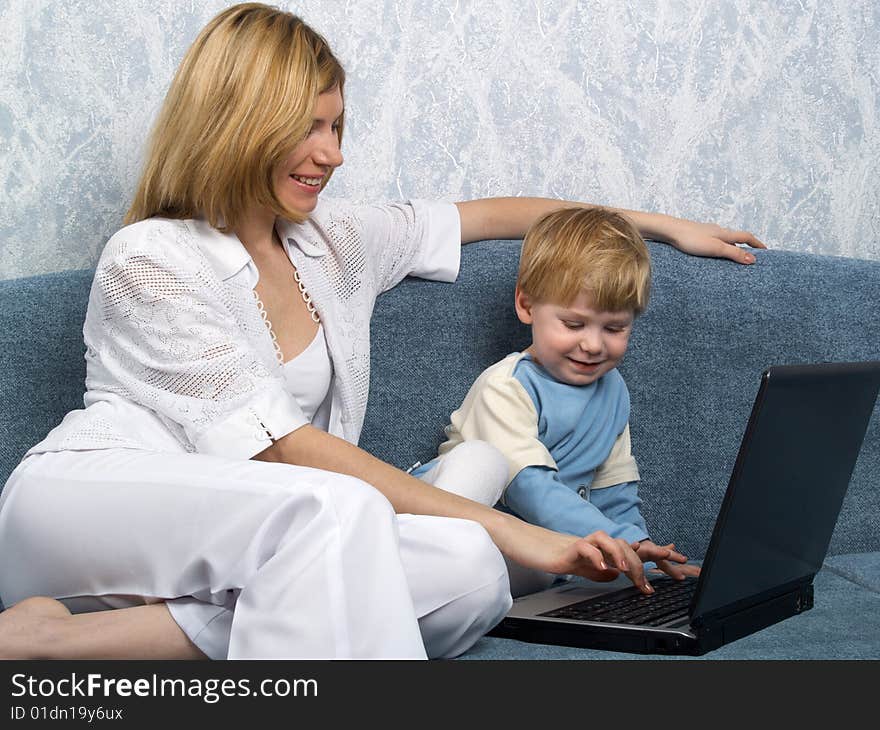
[289,173,323,190]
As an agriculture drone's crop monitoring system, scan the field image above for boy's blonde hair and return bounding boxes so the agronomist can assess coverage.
[125,2,345,230]
[517,207,651,314]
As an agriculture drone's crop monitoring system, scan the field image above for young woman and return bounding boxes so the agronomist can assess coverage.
[0,3,763,660]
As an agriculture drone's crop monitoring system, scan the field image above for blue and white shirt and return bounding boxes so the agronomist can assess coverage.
[437,352,649,542]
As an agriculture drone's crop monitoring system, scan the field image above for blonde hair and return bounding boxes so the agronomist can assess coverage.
[517,207,651,314]
[125,3,345,230]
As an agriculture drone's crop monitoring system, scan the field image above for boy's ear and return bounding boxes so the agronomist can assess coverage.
[514,286,534,325]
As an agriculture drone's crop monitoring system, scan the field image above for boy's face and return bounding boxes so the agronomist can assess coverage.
[515,287,634,386]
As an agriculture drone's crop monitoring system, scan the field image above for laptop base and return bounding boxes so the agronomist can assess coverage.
[488,582,814,656]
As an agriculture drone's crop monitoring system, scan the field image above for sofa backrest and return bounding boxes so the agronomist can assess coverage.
[1,242,878,558]
[0,269,93,486]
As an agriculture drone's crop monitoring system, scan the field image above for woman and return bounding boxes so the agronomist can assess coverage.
[0,3,763,660]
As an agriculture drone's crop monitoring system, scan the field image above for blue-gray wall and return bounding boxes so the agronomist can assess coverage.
[1,0,878,278]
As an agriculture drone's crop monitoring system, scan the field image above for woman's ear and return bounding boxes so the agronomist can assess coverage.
[514,286,534,325]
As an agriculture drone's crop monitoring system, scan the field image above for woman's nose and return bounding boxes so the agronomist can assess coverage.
[316,133,344,168]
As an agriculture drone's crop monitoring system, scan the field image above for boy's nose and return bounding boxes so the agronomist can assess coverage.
[579,330,603,354]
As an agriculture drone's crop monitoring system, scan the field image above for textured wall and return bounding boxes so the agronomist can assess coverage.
[1,0,878,279]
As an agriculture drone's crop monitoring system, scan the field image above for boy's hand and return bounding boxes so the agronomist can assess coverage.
[652,560,702,580]
[632,540,702,580]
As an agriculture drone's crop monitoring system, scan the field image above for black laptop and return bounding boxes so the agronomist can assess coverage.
[489,361,880,656]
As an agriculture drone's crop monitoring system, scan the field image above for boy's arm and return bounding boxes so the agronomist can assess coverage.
[507,472,693,576]
[588,481,649,538]
[504,466,650,544]
[454,198,765,265]
[592,481,700,579]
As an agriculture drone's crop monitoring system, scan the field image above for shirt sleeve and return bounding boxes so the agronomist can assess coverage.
[505,467,649,543]
[587,481,650,542]
[353,199,461,294]
[591,423,641,489]
[442,368,557,484]
[91,225,308,459]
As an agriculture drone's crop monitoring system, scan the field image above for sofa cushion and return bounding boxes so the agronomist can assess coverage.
[823,552,880,594]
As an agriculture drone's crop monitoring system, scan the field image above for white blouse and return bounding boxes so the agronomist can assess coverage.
[27,198,461,460]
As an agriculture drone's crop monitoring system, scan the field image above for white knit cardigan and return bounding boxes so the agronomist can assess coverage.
[28,198,461,460]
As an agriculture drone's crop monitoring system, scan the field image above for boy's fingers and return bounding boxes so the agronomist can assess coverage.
[655,542,688,564]
[658,560,702,580]
[662,545,689,564]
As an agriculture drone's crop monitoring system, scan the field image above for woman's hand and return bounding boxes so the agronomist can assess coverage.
[504,520,663,594]
[564,531,655,591]
[655,218,767,265]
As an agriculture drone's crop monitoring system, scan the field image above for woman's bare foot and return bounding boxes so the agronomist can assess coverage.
[0,596,72,659]
[1,598,206,660]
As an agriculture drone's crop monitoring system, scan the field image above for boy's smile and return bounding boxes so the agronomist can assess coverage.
[515,288,634,386]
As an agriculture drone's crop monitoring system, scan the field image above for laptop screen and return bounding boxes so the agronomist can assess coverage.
[691,362,880,622]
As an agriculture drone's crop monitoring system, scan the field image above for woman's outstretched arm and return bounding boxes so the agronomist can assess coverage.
[455,197,766,264]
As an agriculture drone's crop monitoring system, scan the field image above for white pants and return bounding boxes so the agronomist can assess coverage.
[414,441,556,598]
[0,449,511,659]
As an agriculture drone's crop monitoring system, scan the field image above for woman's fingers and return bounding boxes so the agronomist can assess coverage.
[584,532,652,594]
[720,228,767,249]
[583,531,628,571]
[711,228,766,264]
[710,238,758,265]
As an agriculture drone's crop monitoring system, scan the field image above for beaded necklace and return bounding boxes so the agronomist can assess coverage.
[253,267,320,365]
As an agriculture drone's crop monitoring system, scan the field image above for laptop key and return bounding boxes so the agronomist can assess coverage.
[541,577,698,625]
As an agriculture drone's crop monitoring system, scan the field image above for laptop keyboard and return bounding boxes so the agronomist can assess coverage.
[539,577,698,627]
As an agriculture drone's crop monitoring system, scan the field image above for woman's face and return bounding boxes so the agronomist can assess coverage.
[273,87,344,215]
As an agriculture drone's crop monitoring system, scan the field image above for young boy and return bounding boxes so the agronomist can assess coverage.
[411,207,697,588]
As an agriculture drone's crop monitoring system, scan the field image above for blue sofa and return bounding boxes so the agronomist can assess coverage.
[1,240,878,659]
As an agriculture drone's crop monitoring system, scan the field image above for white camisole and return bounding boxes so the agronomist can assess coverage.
[280,324,333,432]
